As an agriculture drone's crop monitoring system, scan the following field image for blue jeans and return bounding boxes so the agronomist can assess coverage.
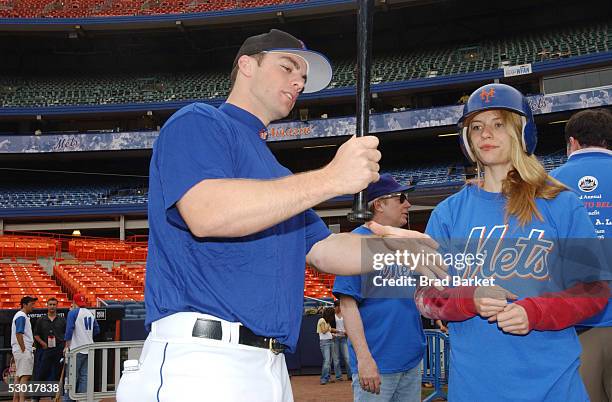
[64,353,88,402]
[333,336,352,379]
[351,364,421,402]
[319,339,338,384]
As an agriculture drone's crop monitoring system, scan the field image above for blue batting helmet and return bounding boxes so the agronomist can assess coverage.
[457,83,537,163]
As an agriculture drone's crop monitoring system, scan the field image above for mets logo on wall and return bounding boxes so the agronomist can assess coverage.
[578,175,598,192]
[259,129,268,140]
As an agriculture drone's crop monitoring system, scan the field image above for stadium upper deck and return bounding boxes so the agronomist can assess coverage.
[0,0,308,19]
[0,20,610,109]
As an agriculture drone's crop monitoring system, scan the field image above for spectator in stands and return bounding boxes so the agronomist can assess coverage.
[32,297,66,402]
[383,113,401,131]
[457,93,470,104]
[550,109,612,402]
[116,28,444,402]
[11,296,37,402]
[332,299,352,381]
[317,306,339,385]
[333,174,426,402]
[416,83,610,401]
[63,294,99,402]
[600,90,610,106]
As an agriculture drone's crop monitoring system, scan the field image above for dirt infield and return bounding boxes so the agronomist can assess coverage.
[292,375,353,402]
[291,375,447,402]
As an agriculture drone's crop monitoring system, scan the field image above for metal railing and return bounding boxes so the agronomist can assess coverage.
[64,341,143,402]
[421,330,450,402]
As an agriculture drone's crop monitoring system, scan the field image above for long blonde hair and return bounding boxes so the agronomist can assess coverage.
[467,110,567,226]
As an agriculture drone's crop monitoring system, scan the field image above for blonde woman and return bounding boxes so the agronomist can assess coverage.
[416,83,610,402]
[317,307,338,385]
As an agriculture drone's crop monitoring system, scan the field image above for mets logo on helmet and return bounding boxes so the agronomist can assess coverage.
[480,88,495,103]
[578,175,598,192]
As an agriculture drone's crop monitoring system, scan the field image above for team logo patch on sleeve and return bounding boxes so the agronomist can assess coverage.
[578,175,598,192]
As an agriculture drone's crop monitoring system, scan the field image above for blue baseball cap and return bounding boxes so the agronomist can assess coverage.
[366,174,414,202]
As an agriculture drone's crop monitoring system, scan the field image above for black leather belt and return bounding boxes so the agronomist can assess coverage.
[192,318,287,354]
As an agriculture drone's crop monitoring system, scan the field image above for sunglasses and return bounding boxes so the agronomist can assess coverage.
[377,192,408,203]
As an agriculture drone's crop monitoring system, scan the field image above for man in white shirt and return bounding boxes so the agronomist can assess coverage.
[63,294,99,402]
[11,296,37,402]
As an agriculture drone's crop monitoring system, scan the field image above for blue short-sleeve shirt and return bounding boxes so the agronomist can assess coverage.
[145,102,331,351]
[332,226,425,374]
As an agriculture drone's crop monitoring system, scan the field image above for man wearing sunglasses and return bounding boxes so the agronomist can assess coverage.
[333,174,426,402]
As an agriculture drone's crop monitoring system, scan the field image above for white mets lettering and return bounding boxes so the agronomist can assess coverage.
[462,225,553,281]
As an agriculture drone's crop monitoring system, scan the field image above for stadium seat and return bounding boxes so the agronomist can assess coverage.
[0,263,69,308]
[54,263,145,304]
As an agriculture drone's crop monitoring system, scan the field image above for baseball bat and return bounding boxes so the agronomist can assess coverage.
[54,362,65,402]
[347,0,375,223]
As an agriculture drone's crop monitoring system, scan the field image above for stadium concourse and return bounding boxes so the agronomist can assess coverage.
[1,0,611,400]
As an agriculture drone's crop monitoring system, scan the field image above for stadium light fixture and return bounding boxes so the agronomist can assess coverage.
[72,230,81,236]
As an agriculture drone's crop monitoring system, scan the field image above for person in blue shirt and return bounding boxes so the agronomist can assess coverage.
[416,84,610,402]
[334,174,426,402]
[116,29,445,402]
[550,108,612,402]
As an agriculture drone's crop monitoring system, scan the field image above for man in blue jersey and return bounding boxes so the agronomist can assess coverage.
[116,29,445,402]
[63,294,99,402]
[550,108,612,402]
[11,296,36,402]
[334,174,425,402]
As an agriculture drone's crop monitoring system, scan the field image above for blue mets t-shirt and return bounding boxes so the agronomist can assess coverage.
[426,185,606,402]
[145,102,331,351]
[551,148,612,327]
[332,225,425,375]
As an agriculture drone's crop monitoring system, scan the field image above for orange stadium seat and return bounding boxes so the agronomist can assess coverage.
[0,263,69,309]
[54,263,144,304]
[69,239,147,262]
[304,265,335,299]
[0,236,58,258]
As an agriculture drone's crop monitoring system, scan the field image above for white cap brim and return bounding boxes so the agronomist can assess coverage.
[267,48,333,93]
